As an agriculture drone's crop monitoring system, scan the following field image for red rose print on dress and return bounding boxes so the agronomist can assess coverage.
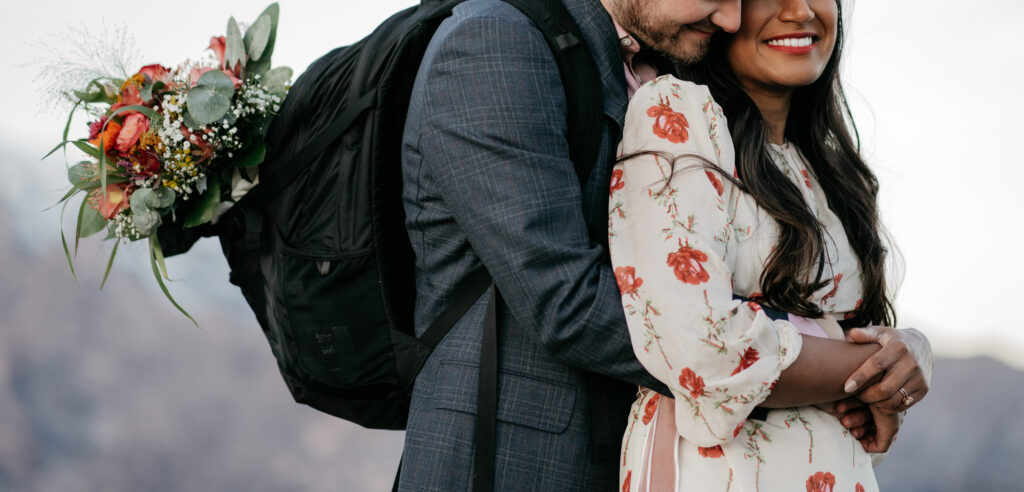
[705,170,724,196]
[845,299,863,320]
[610,168,625,196]
[622,470,632,492]
[642,394,661,425]
[678,367,706,399]
[801,169,813,189]
[734,422,745,438]
[821,273,843,303]
[615,266,644,298]
[855,484,865,492]
[697,445,724,458]
[666,239,710,285]
[806,471,836,492]
[646,95,689,144]
[730,347,761,376]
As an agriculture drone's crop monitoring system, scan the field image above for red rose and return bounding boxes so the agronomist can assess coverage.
[705,170,724,196]
[747,301,762,312]
[646,95,689,144]
[642,394,660,425]
[116,113,149,153]
[610,168,625,196]
[697,445,724,458]
[622,470,632,492]
[734,422,745,438]
[615,266,644,298]
[678,367,705,399]
[666,239,710,285]
[806,472,836,492]
[730,347,760,376]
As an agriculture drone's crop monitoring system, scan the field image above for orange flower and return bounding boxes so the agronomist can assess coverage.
[92,183,131,219]
[697,445,724,458]
[116,113,150,153]
[89,120,122,153]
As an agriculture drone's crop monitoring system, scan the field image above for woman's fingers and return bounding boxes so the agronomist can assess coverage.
[858,406,901,453]
[844,327,906,394]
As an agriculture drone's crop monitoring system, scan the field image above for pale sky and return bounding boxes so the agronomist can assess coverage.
[2,0,1021,369]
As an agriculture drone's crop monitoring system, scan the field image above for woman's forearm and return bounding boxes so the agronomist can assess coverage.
[760,335,881,408]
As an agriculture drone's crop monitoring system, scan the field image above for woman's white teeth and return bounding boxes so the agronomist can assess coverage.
[767,37,814,48]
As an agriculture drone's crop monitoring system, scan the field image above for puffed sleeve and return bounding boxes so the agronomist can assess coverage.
[608,76,803,446]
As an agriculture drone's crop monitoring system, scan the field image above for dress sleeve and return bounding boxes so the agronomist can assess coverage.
[608,77,803,446]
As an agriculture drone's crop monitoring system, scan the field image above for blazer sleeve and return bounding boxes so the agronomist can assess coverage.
[409,4,664,390]
[608,78,804,446]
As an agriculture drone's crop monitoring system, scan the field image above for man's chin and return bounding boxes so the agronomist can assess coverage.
[661,38,711,66]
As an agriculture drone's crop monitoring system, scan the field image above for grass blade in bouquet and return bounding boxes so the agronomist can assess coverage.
[46,3,291,325]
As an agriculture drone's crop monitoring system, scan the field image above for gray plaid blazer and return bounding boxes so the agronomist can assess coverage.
[398,0,664,489]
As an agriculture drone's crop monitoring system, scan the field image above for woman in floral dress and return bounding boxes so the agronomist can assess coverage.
[609,0,932,491]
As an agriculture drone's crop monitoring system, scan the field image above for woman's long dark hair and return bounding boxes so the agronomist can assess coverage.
[678,3,896,328]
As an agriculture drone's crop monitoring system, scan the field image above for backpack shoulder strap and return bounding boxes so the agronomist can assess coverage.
[501,0,603,185]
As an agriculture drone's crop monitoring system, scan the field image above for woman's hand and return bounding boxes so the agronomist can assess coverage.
[843,326,933,415]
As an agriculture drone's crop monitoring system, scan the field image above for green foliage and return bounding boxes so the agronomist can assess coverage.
[225,17,246,73]
[184,174,221,228]
[186,70,235,125]
[76,197,107,239]
[130,188,177,237]
[244,14,272,62]
[230,139,265,168]
[261,66,292,97]
[246,3,280,77]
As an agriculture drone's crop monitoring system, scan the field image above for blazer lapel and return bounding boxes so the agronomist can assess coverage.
[563,0,628,130]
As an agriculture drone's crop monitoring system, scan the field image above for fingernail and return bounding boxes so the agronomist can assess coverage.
[844,380,858,393]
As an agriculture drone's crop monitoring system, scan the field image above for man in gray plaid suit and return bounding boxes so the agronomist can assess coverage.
[399,0,741,489]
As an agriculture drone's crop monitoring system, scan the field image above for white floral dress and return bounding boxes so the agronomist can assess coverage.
[610,76,878,492]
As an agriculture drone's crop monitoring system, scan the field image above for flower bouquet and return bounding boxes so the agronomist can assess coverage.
[47,4,291,324]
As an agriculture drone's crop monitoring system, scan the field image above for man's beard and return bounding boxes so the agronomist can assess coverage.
[617,0,713,65]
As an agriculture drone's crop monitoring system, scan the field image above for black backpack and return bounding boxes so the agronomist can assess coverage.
[160,0,602,451]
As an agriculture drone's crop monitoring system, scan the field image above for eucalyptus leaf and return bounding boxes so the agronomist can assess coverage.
[246,3,279,76]
[261,66,292,96]
[245,14,272,62]
[140,81,165,103]
[225,17,246,72]
[68,161,95,188]
[78,202,107,238]
[133,208,162,237]
[186,70,235,125]
[184,174,221,228]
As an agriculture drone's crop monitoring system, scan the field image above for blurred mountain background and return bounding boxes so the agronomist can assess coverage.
[1,149,1021,492]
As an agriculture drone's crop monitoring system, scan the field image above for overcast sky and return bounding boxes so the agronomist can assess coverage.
[2,0,1021,369]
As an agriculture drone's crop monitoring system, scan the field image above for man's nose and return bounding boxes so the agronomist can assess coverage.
[710,0,742,34]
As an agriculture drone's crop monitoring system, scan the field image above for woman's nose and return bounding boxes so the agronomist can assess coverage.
[778,0,816,24]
